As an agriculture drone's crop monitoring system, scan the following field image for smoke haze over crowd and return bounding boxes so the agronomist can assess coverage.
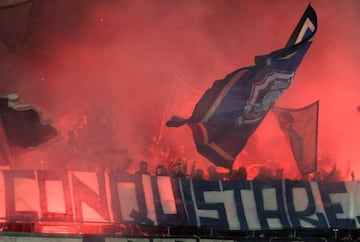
[1,0,360,179]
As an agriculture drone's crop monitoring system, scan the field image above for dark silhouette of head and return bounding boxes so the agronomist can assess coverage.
[277,111,294,132]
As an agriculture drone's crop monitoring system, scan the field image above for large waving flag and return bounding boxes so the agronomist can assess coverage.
[272,101,319,175]
[166,5,317,169]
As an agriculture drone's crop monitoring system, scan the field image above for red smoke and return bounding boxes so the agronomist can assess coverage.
[1,0,360,179]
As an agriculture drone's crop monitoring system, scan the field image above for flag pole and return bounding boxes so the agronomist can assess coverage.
[155,74,184,144]
[150,75,179,158]
[314,100,319,173]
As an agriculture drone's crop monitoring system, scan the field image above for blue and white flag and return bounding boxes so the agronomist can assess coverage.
[166,5,317,169]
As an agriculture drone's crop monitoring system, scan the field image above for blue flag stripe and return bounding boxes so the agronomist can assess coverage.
[202,70,244,122]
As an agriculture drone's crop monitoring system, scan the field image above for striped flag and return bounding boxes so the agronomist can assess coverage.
[166,5,317,169]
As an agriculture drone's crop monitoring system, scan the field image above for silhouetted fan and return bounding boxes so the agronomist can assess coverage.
[0,94,57,148]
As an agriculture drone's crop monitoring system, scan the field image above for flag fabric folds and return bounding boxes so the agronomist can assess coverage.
[166,5,317,169]
[272,101,319,175]
[0,93,57,152]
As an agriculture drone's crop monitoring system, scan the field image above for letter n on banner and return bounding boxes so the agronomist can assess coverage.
[71,171,109,222]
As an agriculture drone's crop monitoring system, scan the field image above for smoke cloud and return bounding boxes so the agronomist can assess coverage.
[1,0,360,179]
